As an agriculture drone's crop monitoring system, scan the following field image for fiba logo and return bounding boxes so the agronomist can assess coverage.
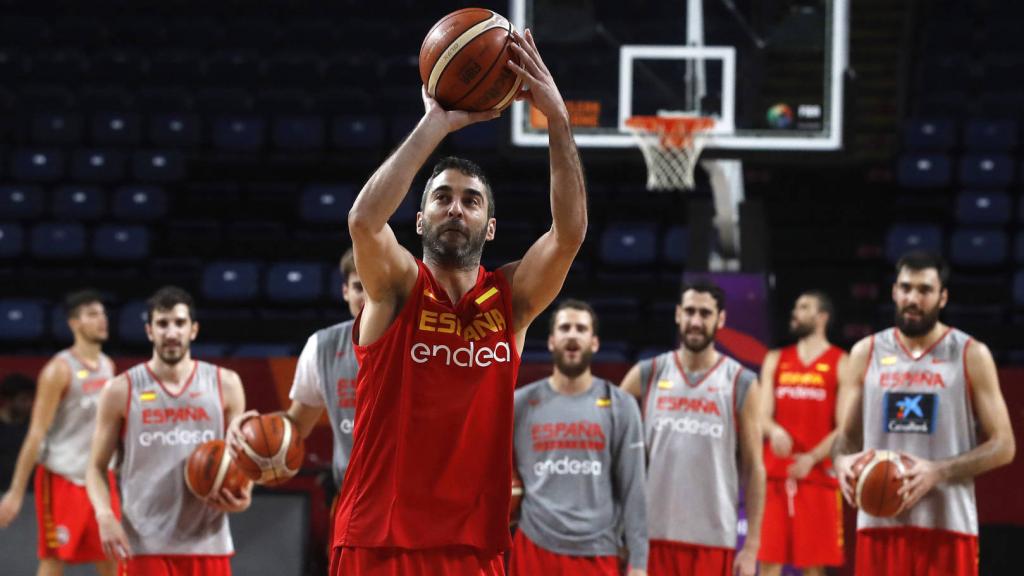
[139,428,216,447]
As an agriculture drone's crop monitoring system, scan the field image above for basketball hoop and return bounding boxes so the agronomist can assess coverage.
[625,116,714,191]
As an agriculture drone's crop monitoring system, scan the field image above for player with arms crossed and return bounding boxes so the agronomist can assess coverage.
[511,299,647,576]
[332,29,587,575]
[0,290,118,576]
[86,287,251,576]
[759,291,849,576]
[833,251,1016,576]
[621,280,765,576]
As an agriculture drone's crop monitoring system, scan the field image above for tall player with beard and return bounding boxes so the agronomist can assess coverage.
[621,280,765,576]
[86,287,251,576]
[758,291,849,576]
[0,290,118,576]
[510,300,647,576]
[833,251,1015,576]
[333,29,586,575]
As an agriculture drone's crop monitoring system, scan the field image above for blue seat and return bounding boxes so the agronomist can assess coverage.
[897,153,951,188]
[52,186,105,220]
[92,112,142,145]
[31,113,83,144]
[71,149,128,183]
[963,119,1017,151]
[93,225,149,260]
[0,185,45,218]
[885,224,942,263]
[202,261,260,302]
[273,116,325,150]
[600,224,657,265]
[663,225,688,265]
[31,223,85,258]
[903,118,955,151]
[0,222,24,257]
[266,262,324,302]
[149,113,202,147]
[233,343,295,358]
[133,150,185,182]
[950,228,1007,266]
[50,304,73,343]
[213,116,266,151]
[112,185,167,220]
[332,114,384,148]
[0,299,45,341]
[117,300,149,344]
[10,148,64,182]
[955,191,1011,224]
[959,154,1014,188]
[300,184,354,223]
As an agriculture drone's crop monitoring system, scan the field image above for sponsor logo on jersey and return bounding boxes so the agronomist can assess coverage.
[533,456,603,477]
[82,378,106,394]
[409,340,512,368]
[141,406,212,425]
[776,386,827,401]
[884,392,937,434]
[777,371,826,387]
[139,428,216,447]
[878,370,946,389]
[416,308,506,342]
[652,416,725,438]
[656,396,721,416]
[336,378,356,408]
[532,420,606,451]
[339,418,354,435]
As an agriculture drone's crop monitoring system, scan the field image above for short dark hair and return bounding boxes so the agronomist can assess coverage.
[421,156,495,219]
[680,279,726,312]
[145,286,196,323]
[896,250,950,288]
[801,290,835,328]
[0,373,34,399]
[339,248,356,279]
[64,289,103,319]
[548,299,600,336]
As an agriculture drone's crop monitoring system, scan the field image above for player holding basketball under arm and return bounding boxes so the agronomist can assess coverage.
[332,28,586,575]
[621,280,765,576]
[510,300,647,576]
[832,251,1015,576]
[758,291,849,576]
[86,287,251,576]
[0,290,118,576]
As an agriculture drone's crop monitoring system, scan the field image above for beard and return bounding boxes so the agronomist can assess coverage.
[553,347,593,378]
[895,303,941,337]
[789,319,815,340]
[157,343,187,365]
[422,218,488,270]
[681,326,717,353]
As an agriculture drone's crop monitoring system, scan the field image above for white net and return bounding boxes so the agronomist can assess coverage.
[625,116,714,191]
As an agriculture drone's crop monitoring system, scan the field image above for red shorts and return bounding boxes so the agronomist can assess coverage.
[330,545,505,576]
[35,465,121,563]
[648,540,734,576]
[118,555,232,576]
[759,478,844,567]
[856,527,978,576]
[508,530,619,576]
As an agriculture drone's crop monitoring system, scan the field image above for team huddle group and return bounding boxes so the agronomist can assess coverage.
[0,29,1016,576]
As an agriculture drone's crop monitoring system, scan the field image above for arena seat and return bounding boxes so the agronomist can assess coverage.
[52,185,105,220]
[93,224,150,261]
[30,222,85,259]
[0,299,45,341]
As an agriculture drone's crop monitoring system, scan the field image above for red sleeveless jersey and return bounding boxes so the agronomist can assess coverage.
[334,260,521,553]
[764,345,843,486]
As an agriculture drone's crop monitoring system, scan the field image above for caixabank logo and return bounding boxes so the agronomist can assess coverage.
[884,392,937,434]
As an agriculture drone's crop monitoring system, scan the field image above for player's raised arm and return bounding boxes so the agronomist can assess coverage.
[501,29,588,338]
[85,375,132,560]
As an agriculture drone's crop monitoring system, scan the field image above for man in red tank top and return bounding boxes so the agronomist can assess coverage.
[759,291,849,576]
[331,29,587,575]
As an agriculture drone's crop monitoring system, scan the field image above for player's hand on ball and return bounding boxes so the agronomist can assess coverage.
[226,409,259,459]
[507,28,568,123]
[767,424,793,458]
[733,546,757,576]
[208,481,253,514]
[96,510,132,560]
[835,449,873,506]
[896,452,942,513]
[421,86,501,133]
[0,490,24,528]
[786,452,815,480]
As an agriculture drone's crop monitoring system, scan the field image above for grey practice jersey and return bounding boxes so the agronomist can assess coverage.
[514,378,648,569]
[120,362,233,555]
[640,351,756,549]
[861,327,978,535]
[39,350,114,484]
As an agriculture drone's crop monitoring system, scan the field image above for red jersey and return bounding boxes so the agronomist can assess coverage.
[334,260,521,553]
[764,345,843,486]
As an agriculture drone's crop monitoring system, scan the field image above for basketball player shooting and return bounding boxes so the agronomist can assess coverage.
[330,28,587,575]
[833,251,1016,575]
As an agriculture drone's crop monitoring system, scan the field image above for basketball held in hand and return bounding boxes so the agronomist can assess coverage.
[184,439,251,501]
[419,8,523,112]
[855,450,907,518]
[233,413,304,487]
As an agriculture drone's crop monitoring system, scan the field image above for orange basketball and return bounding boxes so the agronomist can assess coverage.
[184,439,250,501]
[510,466,523,525]
[855,450,906,518]
[419,8,523,112]
[233,413,304,487]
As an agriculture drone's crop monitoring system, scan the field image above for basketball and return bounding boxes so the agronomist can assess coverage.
[855,450,907,518]
[184,439,251,501]
[510,466,524,525]
[233,413,304,486]
[419,8,523,112]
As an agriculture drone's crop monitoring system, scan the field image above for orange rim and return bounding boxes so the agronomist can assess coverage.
[625,116,714,149]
